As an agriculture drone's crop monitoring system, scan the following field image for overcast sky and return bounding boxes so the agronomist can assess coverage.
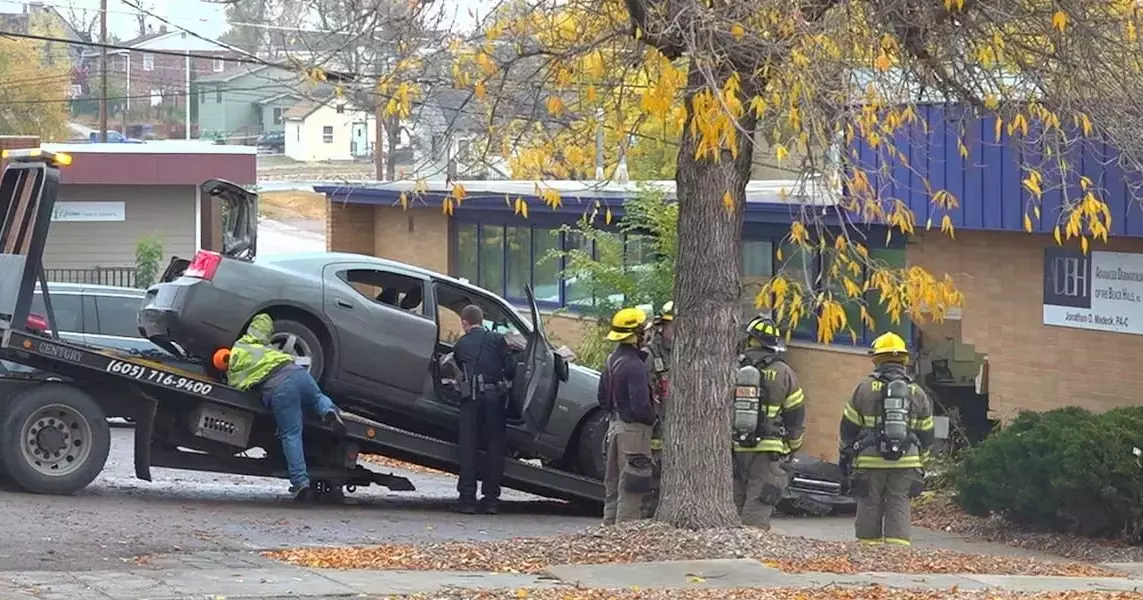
[0,0,488,41]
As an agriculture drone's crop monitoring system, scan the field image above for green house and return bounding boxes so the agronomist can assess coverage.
[195,65,301,139]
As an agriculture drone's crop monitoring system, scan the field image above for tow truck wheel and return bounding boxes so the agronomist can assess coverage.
[0,384,110,495]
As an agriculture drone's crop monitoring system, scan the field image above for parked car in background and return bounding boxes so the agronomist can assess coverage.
[257,131,285,154]
[86,131,144,144]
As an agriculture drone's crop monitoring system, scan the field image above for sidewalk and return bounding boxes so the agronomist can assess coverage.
[4,552,1143,599]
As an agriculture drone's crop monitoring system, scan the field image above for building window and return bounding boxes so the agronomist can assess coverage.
[532,228,561,304]
[142,53,154,71]
[505,226,531,300]
[456,223,478,284]
[479,224,505,296]
[336,104,345,114]
[273,107,284,125]
[212,58,224,72]
[215,86,222,103]
[322,126,334,143]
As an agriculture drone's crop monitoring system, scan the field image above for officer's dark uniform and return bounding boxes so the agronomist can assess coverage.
[452,325,517,514]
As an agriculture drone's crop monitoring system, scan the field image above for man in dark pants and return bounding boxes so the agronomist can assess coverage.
[452,304,517,515]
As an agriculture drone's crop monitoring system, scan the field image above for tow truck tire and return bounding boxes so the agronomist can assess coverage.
[575,410,608,480]
[0,384,110,495]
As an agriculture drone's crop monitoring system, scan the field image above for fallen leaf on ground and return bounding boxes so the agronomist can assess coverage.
[262,521,1123,577]
[390,588,1143,599]
[913,493,1143,564]
[361,454,446,475]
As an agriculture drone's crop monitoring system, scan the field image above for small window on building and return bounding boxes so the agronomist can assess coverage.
[322,126,334,144]
[215,86,222,103]
[212,58,224,72]
[142,53,154,71]
[336,104,345,114]
[273,107,284,125]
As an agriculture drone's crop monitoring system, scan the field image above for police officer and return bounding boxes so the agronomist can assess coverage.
[452,304,517,515]
[839,332,935,546]
[731,316,806,530]
[599,307,656,525]
[641,300,673,518]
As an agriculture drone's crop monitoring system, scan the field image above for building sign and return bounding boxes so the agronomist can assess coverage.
[51,201,125,222]
[1043,247,1143,334]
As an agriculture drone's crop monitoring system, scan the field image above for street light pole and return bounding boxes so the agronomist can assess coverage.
[184,50,191,139]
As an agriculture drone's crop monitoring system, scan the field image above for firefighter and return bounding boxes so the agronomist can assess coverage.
[731,316,805,530]
[838,332,936,546]
[641,300,674,517]
[598,307,656,525]
[226,313,346,502]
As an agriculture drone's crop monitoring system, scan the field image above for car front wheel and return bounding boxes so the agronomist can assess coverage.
[268,319,326,381]
[575,410,608,481]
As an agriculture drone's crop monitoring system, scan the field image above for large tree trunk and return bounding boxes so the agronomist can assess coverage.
[655,64,756,529]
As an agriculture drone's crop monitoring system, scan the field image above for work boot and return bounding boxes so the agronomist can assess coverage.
[477,498,499,515]
[454,496,477,514]
[291,485,316,503]
[323,410,346,435]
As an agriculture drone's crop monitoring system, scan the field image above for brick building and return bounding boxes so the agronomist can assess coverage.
[79,27,239,127]
[316,104,1143,461]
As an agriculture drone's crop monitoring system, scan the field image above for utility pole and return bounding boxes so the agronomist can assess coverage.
[184,50,191,139]
[98,0,108,142]
[374,105,384,180]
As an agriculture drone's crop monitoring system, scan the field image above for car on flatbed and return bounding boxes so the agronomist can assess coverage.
[139,181,609,479]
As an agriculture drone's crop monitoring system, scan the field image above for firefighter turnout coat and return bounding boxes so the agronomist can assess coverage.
[732,350,806,455]
[839,364,936,469]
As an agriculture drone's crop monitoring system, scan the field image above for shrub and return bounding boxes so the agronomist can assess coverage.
[954,405,1143,541]
[134,234,164,289]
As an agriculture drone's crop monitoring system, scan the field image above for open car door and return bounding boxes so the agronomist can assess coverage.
[159,179,257,283]
[511,284,567,434]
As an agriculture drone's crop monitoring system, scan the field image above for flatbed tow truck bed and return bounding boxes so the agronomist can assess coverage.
[0,149,602,507]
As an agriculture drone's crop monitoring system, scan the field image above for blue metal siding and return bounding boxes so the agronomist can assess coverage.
[847,104,1143,237]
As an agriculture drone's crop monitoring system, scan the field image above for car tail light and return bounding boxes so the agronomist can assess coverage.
[185,250,223,280]
[26,313,48,332]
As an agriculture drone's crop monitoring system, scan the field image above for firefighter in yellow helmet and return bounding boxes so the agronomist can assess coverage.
[732,315,806,530]
[641,300,673,517]
[598,307,655,525]
[838,332,935,546]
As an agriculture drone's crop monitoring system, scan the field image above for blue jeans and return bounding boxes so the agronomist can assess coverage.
[264,366,338,489]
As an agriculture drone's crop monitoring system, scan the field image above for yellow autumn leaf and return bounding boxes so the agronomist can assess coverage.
[605,206,613,224]
[399,191,409,209]
[774,144,789,162]
[687,575,706,583]
[1034,205,1041,219]
[1023,213,1033,232]
[545,95,565,116]
[1052,10,1068,33]
[874,52,891,72]
[722,190,735,213]
[730,23,745,40]
[1053,225,1062,245]
[474,81,487,100]
[1081,235,1090,254]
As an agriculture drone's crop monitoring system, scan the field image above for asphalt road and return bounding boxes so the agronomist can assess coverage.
[0,429,597,572]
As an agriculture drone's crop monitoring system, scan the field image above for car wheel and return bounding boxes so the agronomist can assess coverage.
[268,319,326,381]
[0,384,111,495]
[575,410,608,480]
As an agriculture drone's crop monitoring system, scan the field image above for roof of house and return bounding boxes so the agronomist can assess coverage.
[196,64,271,84]
[283,93,359,120]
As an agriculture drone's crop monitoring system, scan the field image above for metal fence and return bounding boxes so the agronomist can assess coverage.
[44,266,138,288]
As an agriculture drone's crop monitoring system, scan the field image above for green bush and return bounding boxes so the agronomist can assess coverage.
[134,234,164,289]
[954,406,1143,541]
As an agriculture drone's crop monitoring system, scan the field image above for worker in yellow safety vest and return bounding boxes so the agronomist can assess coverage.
[731,315,805,530]
[838,332,935,546]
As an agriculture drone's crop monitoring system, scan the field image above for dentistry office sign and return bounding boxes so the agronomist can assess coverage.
[1043,247,1143,334]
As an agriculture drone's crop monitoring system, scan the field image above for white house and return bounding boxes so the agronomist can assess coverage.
[283,98,378,162]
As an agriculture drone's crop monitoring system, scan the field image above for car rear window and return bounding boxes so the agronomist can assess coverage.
[92,294,144,338]
[31,292,82,332]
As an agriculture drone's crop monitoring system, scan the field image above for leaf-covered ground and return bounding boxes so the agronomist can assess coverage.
[360,454,447,475]
[912,494,1143,563]
[387,589,1143,599]
[264,521,1121,577]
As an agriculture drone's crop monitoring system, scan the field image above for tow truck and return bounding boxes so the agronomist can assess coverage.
[0,149,603,506]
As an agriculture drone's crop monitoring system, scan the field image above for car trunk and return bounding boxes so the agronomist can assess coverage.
[159,179,258,283]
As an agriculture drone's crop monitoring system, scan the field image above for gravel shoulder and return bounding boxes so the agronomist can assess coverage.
[913,493,1143,563]
[264,521,1124,577]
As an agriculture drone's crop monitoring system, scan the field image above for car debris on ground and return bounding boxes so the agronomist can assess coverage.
[264,521,1120,577]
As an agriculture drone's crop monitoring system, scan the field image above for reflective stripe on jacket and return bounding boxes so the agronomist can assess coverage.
[839,364,936,469]
[226,313,295,391]
[733,351,806,455]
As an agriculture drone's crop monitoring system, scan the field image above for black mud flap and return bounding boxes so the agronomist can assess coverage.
[132,390,158,481]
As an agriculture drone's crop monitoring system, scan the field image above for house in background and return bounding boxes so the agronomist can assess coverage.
[79,25,239,126]
[1,2,87,95]
[194,65,301,140]
[283,96,382,162]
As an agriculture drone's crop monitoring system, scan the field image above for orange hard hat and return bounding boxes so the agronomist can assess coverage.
[212,348,231,371]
